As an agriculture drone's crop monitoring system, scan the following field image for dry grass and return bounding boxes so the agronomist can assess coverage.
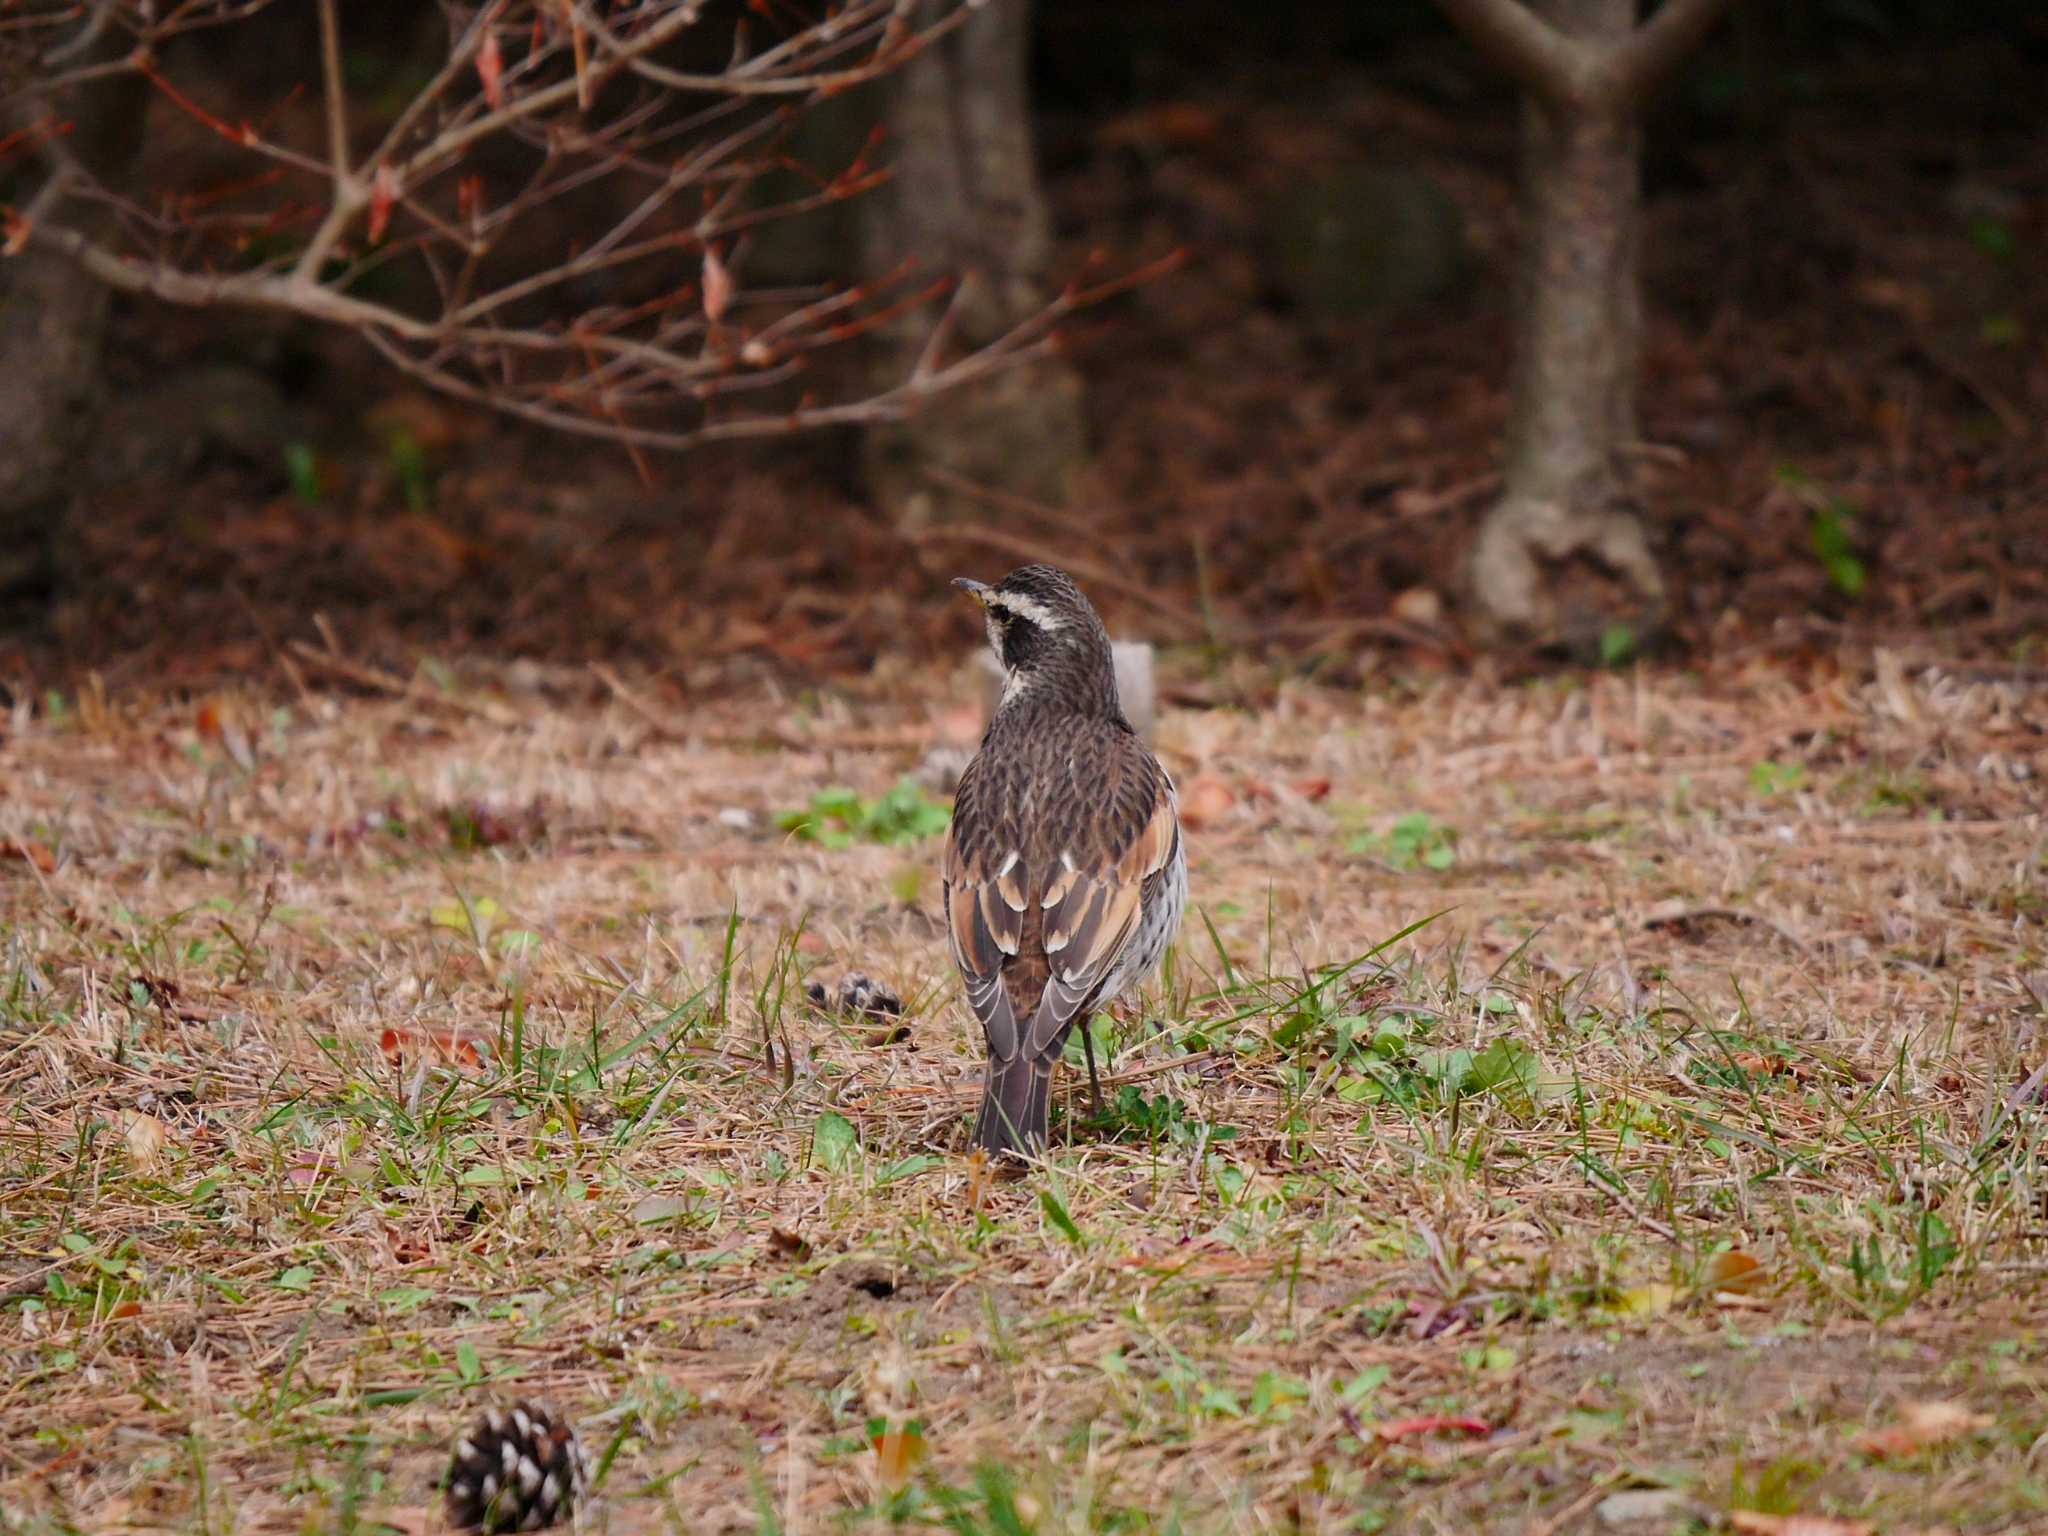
[2,647,2045,1535]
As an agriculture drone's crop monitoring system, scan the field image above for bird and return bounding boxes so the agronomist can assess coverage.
[942,564,1187,1157]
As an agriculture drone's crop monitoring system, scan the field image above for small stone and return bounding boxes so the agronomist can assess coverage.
[1595,1489,1700,1528]
[1111,641,1158,745]
[1389,586,1444,627]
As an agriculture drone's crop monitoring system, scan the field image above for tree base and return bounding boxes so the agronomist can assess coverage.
[0,499,65,636]
[1465,491,1667,659]
[0,247,110,635]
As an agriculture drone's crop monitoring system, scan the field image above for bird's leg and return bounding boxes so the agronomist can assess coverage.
[1081,1017,1104,1118]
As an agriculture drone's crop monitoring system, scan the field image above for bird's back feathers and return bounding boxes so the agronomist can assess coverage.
[944,712,1181,1151]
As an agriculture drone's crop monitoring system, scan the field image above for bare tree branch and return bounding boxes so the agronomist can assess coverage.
[1604,0,1737,109]
[313,0,350,181]
[571,0,976,98]
[0,0,1162,458]
[393,7,706,185]
[294,0,362,286]
[40,0,117,66]
[26,218,442,339]
[1431,0,1593,104]
[1438,0,1736,111]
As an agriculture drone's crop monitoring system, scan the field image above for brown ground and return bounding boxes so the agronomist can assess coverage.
[2,647,2045,1532]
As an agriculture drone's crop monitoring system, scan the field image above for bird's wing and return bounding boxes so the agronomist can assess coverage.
[942,754,1027,1062]
[943,729,1181,1067]
[1024,749,1179,1059]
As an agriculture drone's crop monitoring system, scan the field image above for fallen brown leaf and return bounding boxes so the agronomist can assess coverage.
[1375,1414,1490,1440]
[123,1112,169,1171]
[871,1421,927,1491]
[3,837,55,874]
[1727,1515,1874,1536]
[1700,1248,1768,1295]
[1855,1398,1993,1459]
[379,1025,489,1068]
[1178,774,1235,829]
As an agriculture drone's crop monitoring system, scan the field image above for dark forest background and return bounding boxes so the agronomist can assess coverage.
[1,0,2042,690]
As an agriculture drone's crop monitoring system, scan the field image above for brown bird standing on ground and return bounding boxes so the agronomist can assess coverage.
[943,565,1187,1157]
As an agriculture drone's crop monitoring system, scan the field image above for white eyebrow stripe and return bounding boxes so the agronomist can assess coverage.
[988,591,1065,630]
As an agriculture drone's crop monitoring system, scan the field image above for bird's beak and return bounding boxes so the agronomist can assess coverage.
[952,577,992,607]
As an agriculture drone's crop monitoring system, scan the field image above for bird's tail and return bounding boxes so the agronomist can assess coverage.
[973,1056,1052,1157]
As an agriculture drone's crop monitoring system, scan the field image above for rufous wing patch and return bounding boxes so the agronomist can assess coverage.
[948,882,999,975]
[1120,789,1179,886]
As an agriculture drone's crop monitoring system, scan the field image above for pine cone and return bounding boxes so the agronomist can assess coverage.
[805,973,908,1043]
[444,1401,589,1533]
[836,973,903,1020]
[804,973,904,1020]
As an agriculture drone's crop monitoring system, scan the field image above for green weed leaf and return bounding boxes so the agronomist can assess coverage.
[1039,1188,1084,1245]
[810,1111,859,1171]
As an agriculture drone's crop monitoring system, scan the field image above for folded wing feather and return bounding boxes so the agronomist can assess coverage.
[944,749,1178,1070]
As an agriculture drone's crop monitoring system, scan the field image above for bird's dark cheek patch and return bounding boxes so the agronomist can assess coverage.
[1000,620,1045,672]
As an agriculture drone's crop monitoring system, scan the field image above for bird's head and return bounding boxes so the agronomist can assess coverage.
[953,564,1117,714]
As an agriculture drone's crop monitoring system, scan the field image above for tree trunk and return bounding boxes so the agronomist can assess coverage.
[860,0,1085,520]
[1461,0,1668,650]
[0,249,111,624]
[0,44,146,629]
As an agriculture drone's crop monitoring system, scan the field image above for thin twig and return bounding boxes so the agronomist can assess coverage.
[293,0,362,286]
[590,662,689,743]
[285,639,523,727]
